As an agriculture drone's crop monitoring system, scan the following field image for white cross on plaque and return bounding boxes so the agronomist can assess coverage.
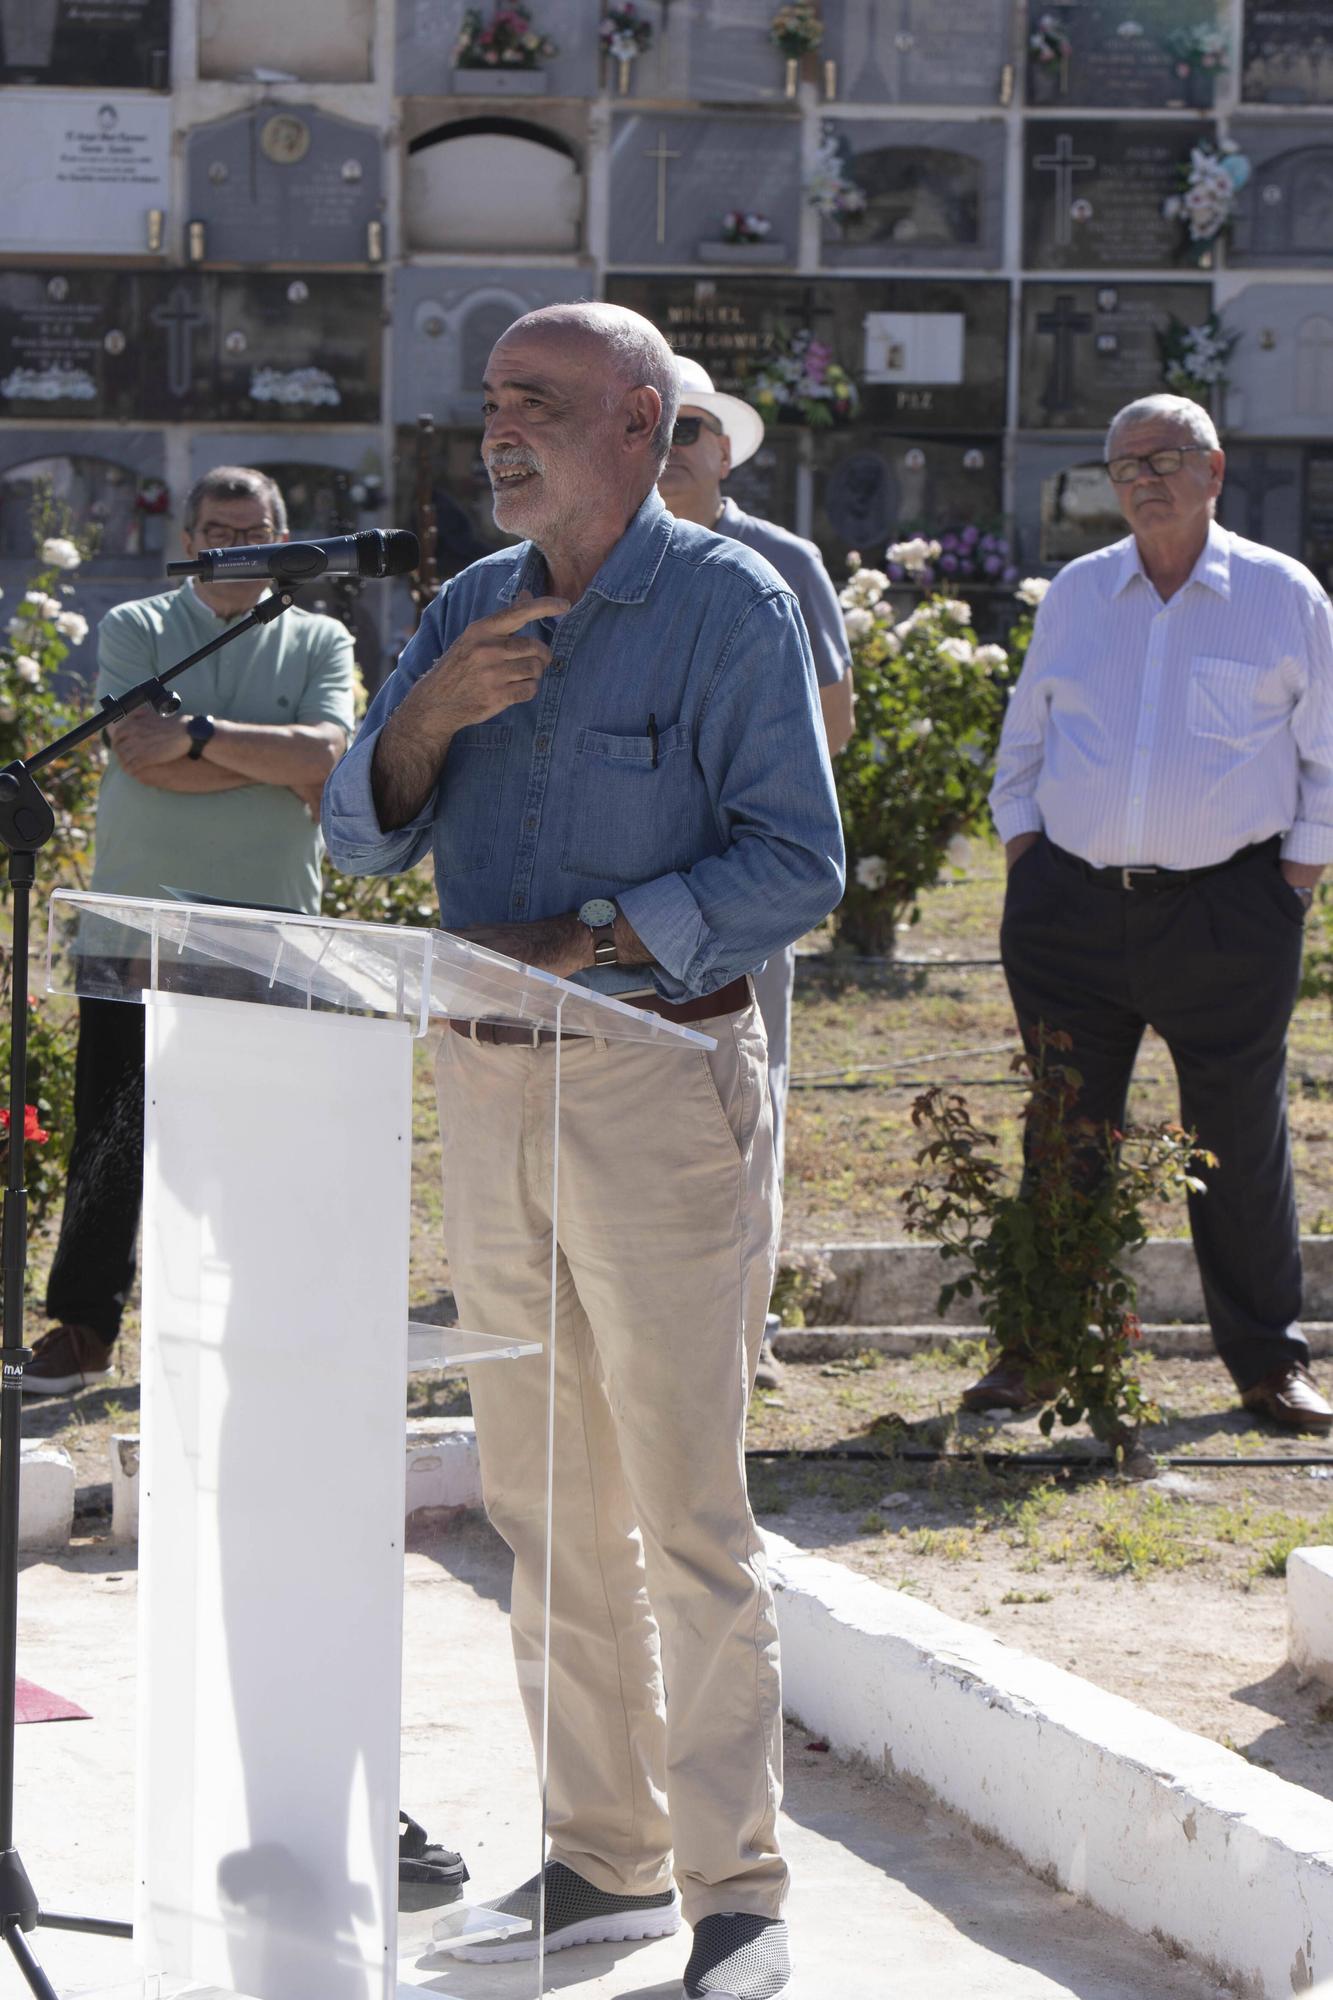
[643,129,681,247]
[1034,132,1096,249]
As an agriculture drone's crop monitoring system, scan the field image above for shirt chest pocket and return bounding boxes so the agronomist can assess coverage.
[1186,655,1289,749]
[560,720,697,885]
[438,722,511,876]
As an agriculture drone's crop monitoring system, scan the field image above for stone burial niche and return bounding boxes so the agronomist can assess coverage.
[404,115,583,255]
[197,0,374,83]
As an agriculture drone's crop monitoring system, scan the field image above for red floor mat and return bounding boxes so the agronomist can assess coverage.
[16,1678,89,1724]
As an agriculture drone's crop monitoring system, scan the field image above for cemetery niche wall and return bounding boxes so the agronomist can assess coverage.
[404,111,584,255]
[395,0,598,99]
[197,0,374,83]
[1025,0,1227,110]
[816,120,1006,271]
[0,0,169,88]
[1019,281,1214,431]
[607,114,802,269]
[0,94,170,259]
[1228,123,1333,265]
[1223,283,1333,437]
[821,0,1014,106]
[392,267,587,428]
[1024,120,1212,271]
[186,107,386,267]
[1242,2,1333,103]
[0,270,383,426]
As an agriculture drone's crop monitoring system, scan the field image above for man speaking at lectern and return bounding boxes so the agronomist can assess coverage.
[323,303,844,2000]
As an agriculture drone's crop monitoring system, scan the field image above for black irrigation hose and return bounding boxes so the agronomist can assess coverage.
[746,1447,1333,1470]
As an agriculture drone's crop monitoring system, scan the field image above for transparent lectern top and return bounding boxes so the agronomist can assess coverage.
[46,891,714,1048]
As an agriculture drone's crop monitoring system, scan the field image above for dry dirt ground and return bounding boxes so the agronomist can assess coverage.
[21,841,1333,1803]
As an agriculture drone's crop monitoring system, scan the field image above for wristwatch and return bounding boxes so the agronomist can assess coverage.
[186,714,216,761]
[577,897,618,967]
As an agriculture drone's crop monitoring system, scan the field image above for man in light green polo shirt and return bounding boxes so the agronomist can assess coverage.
[32,465,357,1395]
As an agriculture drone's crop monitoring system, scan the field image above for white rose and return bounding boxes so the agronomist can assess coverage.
[54,610,88,643]
[937,636,974,665]
[974,644,1008,670]
[14,656,40,684]
[1015,576,1050,608]
[892,615,919,642]
[938,598,972,626]
[855,855,888,890]
[879,629,902,657]
[945,834,971,869]
[843,607,874,639]
[40,537,81,570]
[886,536,941,574]
[911,717,934,738]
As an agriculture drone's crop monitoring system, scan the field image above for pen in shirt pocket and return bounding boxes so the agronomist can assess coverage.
[647,713,659,768]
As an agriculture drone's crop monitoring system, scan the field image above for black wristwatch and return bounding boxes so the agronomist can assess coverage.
[186,714,215,760]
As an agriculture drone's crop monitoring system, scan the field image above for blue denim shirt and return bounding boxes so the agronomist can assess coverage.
[323,489,845,1001]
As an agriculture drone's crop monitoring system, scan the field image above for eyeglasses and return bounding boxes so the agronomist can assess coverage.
[671,414,724,448]
[193,520,275,545]
[1105,447,1212,485]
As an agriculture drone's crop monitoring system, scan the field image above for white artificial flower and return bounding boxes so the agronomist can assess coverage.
[937,597,972,626]
[54,610,88,643]
[974,643,1008,670]
[40,537,81,570]
[843,606,874,639]
[14,656,40,684]
[855,855,888,890]
[945,834,971,869]
[1015,576,1050,607]
[937,636,974,665]
[886,536,942,574]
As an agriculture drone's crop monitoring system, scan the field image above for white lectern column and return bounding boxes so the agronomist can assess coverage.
[138,993,411,2000]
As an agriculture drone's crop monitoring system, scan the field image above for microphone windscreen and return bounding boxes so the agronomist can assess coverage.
[381,530,421,578]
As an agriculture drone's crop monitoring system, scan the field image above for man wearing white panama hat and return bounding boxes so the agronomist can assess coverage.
[660,355,854,1384]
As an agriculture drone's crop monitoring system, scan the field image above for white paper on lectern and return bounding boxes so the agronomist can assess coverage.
[137,994,411,2000]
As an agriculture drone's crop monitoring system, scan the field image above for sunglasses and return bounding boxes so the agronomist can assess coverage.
[671,414,724,447]
[1105,446,1212,485]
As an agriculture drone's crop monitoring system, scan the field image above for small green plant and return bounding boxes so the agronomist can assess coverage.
[769,1247,835,1328]
[901,1032,1213,1455]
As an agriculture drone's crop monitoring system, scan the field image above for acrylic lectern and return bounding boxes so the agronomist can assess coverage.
[45,891,711,2000]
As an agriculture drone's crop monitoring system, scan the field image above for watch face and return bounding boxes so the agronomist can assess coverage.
[579,898,617,929]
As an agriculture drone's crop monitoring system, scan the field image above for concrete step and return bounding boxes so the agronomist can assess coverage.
[788,1237,1333,1326]
[771,1323,1333,1361]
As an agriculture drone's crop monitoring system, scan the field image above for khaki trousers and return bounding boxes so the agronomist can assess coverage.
[434,997,786,1923]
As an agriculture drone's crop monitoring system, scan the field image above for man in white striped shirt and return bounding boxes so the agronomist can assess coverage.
[978,392,1333,1432]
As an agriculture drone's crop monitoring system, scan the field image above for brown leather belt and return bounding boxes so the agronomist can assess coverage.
[448,973,752,1048]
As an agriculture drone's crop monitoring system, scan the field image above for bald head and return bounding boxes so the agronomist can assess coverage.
[499,303,680,467]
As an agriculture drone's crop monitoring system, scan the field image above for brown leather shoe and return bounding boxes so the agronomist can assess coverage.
[960,1351,1063,1413]
[1240,1362,1333,1435]
[21,1324,114,1396]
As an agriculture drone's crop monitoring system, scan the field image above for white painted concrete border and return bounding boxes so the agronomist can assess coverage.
[19,1440,74,1553]
[1288,1548,1333,1691]
[766,1530,1333,2000]
[97,1416,1333,1996]
[772,1322,1333,1361]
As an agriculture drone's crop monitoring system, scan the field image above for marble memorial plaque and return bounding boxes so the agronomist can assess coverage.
[1223,283,1333,437]
[0,0,168,88]
[0,271,383,425]
[811,429,1004,580]
[679,0,801,104]
[818,120,1006,271]
[1024,120,1208,271]
[393,266,588,426]
[1027,0,1226,110]
[0,93,169,258]
[608,116,801,267]
[821,0,1013,106]
[187,106,384,265]
[1228,123,1333,265]
[198,0,373,82]
[1242,2,1333,103]
[406,112,584,254]
[395,0,598,98]
[606,274,1008,433]
[1019,280,1214,430]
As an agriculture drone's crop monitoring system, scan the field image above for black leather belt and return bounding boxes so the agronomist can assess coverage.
[448,973,753,1047]
[1049,835,1281,894]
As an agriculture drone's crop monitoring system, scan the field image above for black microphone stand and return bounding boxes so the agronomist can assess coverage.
[0,585,298,1997]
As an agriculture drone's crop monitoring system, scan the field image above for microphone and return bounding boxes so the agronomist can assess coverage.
[168,529,420,583]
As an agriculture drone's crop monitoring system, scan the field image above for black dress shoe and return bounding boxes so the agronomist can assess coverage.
[959,1350,1062,1413]
[1240,1363,1333,1435]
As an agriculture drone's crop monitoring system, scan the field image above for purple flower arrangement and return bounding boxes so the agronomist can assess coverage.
[885,525,1018,591]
